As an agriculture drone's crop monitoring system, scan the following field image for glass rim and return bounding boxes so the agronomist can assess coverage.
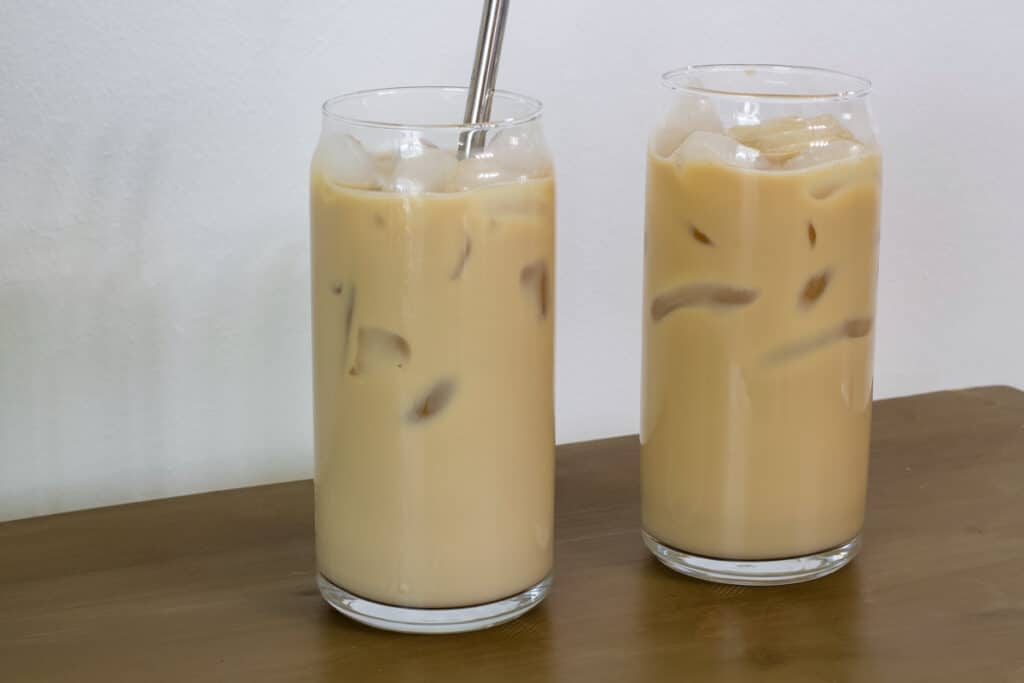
[322,85,544,130]
[662,64,873,101]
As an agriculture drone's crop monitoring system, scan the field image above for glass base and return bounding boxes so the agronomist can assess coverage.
[318,573,552,634]
[642,530,860,586]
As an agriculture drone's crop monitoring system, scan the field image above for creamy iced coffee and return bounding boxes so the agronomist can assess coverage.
[311,113,555,611]
[642,105,881,564]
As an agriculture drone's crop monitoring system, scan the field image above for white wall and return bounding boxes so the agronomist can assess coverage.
[2,0,1021,521]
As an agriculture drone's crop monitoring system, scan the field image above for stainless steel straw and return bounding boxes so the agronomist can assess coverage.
[458,0,510,159]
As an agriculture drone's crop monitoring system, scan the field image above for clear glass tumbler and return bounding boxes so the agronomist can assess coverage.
[310,87,555,632]
[641,65,881,585]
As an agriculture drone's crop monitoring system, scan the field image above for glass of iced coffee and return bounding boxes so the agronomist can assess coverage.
[311,87,555,632]
[642,65,881,585]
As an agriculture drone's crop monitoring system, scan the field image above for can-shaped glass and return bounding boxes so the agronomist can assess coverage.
[642,65,881,585]
[311,86,555,631]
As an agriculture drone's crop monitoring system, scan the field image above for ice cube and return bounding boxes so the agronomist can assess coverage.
[406,377,458,423]
[450,156,504,192]
[450,235,472,280]
[728,115,857,164]
[807,152,881,199]
[783,139,867,170]
[349,327,411,375]
[843,317,873,338]
[652,95,723,158]
[449,128,551,192]
[340,285,357,368]
[671,131,764,169]
[318,133,377,189]
[690,224,714,246]
[385,135,457,193]
[762,316,874,365]
[520,260,549,319]
[373,153,395,187]
[651,283,759,322]
[799,269,832,308]
[486,128,553,177]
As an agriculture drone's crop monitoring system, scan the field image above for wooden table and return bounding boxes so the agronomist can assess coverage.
[2,386,1023,682]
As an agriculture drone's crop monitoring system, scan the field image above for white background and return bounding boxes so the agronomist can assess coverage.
[1,0,1021,521]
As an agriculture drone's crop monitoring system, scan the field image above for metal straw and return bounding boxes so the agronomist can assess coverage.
[458,0,510,159]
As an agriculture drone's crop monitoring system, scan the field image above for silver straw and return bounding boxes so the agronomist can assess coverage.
[458,0,510,159]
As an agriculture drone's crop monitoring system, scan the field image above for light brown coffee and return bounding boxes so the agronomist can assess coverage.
[642,117,880,560]
[311,169,555,607]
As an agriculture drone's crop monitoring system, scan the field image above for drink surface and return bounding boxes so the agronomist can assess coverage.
[310,161,555,607]
[642,115,881,560]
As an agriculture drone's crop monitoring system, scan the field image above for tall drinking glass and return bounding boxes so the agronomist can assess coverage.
[641,65,881,585]
[310,87,555,632]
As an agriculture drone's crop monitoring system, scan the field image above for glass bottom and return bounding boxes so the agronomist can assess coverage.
[317,573,552,634]
[642,530,860,586]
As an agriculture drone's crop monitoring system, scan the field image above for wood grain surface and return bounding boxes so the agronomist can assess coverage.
[2,386,1023,682]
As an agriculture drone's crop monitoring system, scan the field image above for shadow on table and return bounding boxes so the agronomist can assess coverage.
[631,556,869,681]
[313,595,557,682]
